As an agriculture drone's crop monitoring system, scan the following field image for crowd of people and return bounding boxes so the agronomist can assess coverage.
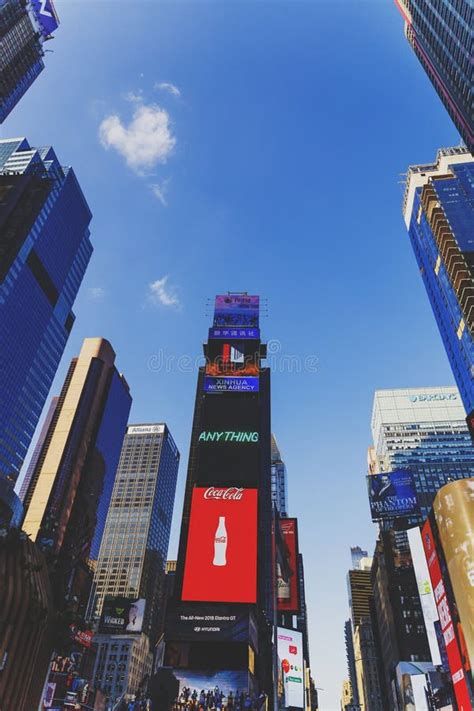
[172,686,266,710]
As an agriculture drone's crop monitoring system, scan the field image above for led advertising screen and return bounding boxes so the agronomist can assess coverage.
[422,519,472,710]
[165,603,252,644]
[277,518,300,613]
[197,393,260,485]
[367,470,420,521]
[204,375,259,393]
[434,479,474,682]
[171,670,249,710]
[209,327,260,340]
[213,295,259,328]
[277,628,304,709]
[99,597,146,634]
[31,0,59,36]
[182,487,258,603]
[407,527,442,665]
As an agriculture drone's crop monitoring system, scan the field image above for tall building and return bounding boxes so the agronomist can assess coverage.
[0,137,92,521]
[395,1,473,152]
[403,149,474,424]
[371,385,474,518]
[89,423,179,640]
[162,294,275,705]
[17,396,58,503]
[353,621,383,711]
[271,433,288,516]
[351,546,368,571]
[344,619,360,709]
[0,0,59,123]
[22,337,131,613]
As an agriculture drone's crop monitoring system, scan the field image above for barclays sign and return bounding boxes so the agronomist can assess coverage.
[409,393,457,403]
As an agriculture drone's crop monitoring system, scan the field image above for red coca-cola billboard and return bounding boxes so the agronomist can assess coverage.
[277,518,300,613]
[182,487,258,603]
[422,519,473,711]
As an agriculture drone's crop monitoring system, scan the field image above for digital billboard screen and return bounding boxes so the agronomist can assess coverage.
[367,470,420,521]
[422,519,472,710]
[99,597,146,634]
[171,670,249,710]
[434,479,474,684]
[197,393,260,485]
[277,518,300,613]
[277,628,304,709]
[165,603,252,644]
[204,376,259,393]
[31,0,59,36]
[213,295,259,328]
[209,327,260,340]
[182,487,258,603]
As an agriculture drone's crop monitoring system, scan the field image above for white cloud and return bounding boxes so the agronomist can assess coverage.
[155,82,181,98]
[99,103,176,174]
[148,276,180,309]
[151,179,170,206]
[88,287,105,299]
[122,90,143,104]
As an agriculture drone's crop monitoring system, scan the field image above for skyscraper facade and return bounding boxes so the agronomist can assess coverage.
[22,338,131,612]
[0,138,92,518]
[403,148,474,422]
[0,0,59,122]
[89,423,179,640]
[371,385,474,517]
[395,1,473,152]
[271,433,288,516]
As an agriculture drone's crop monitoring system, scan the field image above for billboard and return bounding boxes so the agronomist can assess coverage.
[209,327,260,340]
[422,519,473,711]
[277,628,304,709]
[171,670,249,710]
[213,294,259,328]
[182,487,258,603]
[204,375,259,393]
[165,603,253,644]
[277,518,300,613]
[407,527,442,665]
[367,470,420,521]
[31,0,59,36]
[98,597,146,634]
[434,479,474,681]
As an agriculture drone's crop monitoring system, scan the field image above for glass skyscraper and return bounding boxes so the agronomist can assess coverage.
[22,338,131,614]
[370,386,474,518]
[395,1,473,152]
[403,149,474,422]
[89,424,179,639]
[0,0,59,123]
[0,138,92,522]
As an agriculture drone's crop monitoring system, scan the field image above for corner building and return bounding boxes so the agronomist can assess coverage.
[162,295,274,706]
[0,137,92,521]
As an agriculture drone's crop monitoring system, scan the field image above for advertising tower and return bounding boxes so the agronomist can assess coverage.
[162,294,274,707]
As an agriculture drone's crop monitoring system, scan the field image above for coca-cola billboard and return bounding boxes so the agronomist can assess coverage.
[182,487,258,604]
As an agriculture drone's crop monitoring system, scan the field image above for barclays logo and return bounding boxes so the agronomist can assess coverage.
[409,393,457,403]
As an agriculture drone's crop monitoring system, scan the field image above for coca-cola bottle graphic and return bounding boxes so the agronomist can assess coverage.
[213,516,227,566]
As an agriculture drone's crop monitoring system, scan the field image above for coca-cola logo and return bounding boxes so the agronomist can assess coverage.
[204,487,244,500]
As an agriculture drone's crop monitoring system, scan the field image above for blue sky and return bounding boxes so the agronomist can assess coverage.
[4,0,463,707]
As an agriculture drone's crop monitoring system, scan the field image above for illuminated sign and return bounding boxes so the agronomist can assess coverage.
[128,424,164,435]
[277,628,304,709]
[198,431,259,443]
[277,519,300,613]
[204,376,259,393]
[367,470,420,521]
[422,520,472,710]
[213,294,259,328]
[182,487,258,603]
[409,393,457,402]
[209,327,260,340]
[165,603,252,643]
[31,0,59,37]
[99,597,146,634]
